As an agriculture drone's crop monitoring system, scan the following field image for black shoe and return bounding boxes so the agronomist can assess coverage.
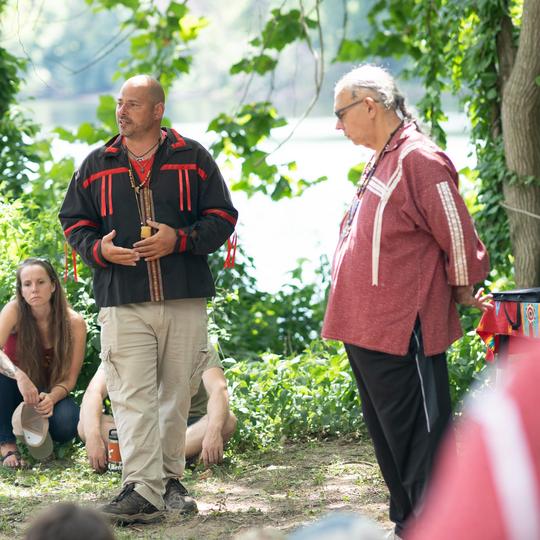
[100,483,163,524]
[164,478,198,514]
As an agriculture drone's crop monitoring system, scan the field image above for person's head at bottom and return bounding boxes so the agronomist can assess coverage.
[24,503,115,540]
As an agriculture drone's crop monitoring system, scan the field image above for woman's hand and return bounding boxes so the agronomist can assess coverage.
[35,392,54,418]
[15,371,40,405]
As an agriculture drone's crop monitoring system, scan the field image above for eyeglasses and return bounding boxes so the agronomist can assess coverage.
[334,97,378,121]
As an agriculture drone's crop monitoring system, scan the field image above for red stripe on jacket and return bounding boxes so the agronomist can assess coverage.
[100,177,106,217]
[107,174,113,215]
[92,240,107,268]
[178,172,184,211]
[202,208,237,226]
[82,167,129,188]
[160,163,207,181]
[170,129,187,148]
[177,229,188,252]
[185,169,192,211]
[64,219,99,237]
[161,164,197,171]
[197,167,207,180]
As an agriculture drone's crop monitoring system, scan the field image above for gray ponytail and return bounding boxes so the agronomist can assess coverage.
[335,64,416,122]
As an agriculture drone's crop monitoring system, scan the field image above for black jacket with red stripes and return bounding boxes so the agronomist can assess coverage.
[59,127,238,308]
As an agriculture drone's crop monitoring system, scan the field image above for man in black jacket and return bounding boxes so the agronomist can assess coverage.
[59,75,237,524]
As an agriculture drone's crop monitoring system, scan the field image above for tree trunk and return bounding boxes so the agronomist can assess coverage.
[501,0,540,287]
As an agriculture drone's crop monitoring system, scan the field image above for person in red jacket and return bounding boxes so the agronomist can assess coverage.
[406,346,540,540]
[59,75,237,524]
[322,64,491,538]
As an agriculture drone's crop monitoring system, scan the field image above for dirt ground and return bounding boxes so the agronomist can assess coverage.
[0,438,392,539]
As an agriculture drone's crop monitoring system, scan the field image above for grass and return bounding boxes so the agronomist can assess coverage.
[0,437,390,539]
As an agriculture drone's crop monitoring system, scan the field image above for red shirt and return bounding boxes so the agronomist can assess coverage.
[3,333,19,366]
[322,123,489,356]
[3,332,53,369]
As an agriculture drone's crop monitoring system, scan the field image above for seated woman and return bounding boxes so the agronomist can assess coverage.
[0,258,87,468]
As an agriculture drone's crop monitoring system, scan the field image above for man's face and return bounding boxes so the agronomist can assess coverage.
[116,81,160,139]
[334,88,374,148]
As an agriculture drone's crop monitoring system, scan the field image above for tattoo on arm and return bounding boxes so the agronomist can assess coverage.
[0,350,18,379]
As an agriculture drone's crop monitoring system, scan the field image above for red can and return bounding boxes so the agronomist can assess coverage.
[107,428,122,472]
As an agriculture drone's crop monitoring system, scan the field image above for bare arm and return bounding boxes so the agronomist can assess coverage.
[0,302,40,405]
[78,368,110,472]
[0,348,18,379]
[0,301,19,378]
[200,367,230,466]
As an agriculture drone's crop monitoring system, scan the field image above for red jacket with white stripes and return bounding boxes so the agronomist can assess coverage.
[322,122,489,356]
[59,128,238,308]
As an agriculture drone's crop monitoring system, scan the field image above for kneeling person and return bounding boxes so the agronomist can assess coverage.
[78,348,237,477]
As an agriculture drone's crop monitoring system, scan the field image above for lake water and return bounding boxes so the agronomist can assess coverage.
[50,114,474,293]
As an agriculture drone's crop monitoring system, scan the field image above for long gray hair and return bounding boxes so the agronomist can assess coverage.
[335,64,415,122]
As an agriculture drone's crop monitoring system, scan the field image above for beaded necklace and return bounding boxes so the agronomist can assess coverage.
[340,121,403,239]
[124,135,162,239]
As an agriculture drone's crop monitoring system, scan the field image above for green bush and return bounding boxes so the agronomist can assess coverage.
[225,339,363,451]
[210,251,330,361]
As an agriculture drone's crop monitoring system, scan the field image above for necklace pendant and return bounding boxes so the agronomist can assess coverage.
[140,225,152,239]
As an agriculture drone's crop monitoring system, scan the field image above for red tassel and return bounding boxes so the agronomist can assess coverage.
[72,248,78,282]
[224,232,237,269]
[63,242,69,282]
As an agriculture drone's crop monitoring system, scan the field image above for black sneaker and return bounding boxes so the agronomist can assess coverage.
[164,478,198,513]
[100,483,163,524]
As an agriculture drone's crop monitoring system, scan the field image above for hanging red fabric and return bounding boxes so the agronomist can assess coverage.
[224,232,237,269]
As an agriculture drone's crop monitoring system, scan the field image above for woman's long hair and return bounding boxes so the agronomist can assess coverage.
[15,258,72,390]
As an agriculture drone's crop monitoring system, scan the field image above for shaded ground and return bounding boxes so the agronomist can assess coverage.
[0,438,391,539]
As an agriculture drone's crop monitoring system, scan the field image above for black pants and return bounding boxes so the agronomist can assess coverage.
[345,322,451,536]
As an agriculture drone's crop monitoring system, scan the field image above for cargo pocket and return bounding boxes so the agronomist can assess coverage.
[100,346,121,392]
[189,345,209,396]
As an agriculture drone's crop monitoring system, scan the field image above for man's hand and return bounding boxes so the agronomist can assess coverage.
[15,371,40,405]
[101,230,140,266]
[35,392,54,418]
[453,286,493,312]
[85,433,108,473]
[201,429,224,467]
[133,220,177,261]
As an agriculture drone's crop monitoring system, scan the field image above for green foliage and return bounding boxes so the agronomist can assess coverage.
[87,0,207,91]
[210,252,329,360]
[209,102,325,198]
[207,2,326,201]
[447,311,488,409]
[0,11,42,197]
[230,8,316,76]
[226,340,362,451]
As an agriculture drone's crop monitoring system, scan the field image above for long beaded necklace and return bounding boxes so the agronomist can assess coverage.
[340,121,404,239]
[123,133,164,239]
[127,159,154,239]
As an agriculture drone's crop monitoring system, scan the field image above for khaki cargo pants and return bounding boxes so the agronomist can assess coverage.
[98,298,208,509]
